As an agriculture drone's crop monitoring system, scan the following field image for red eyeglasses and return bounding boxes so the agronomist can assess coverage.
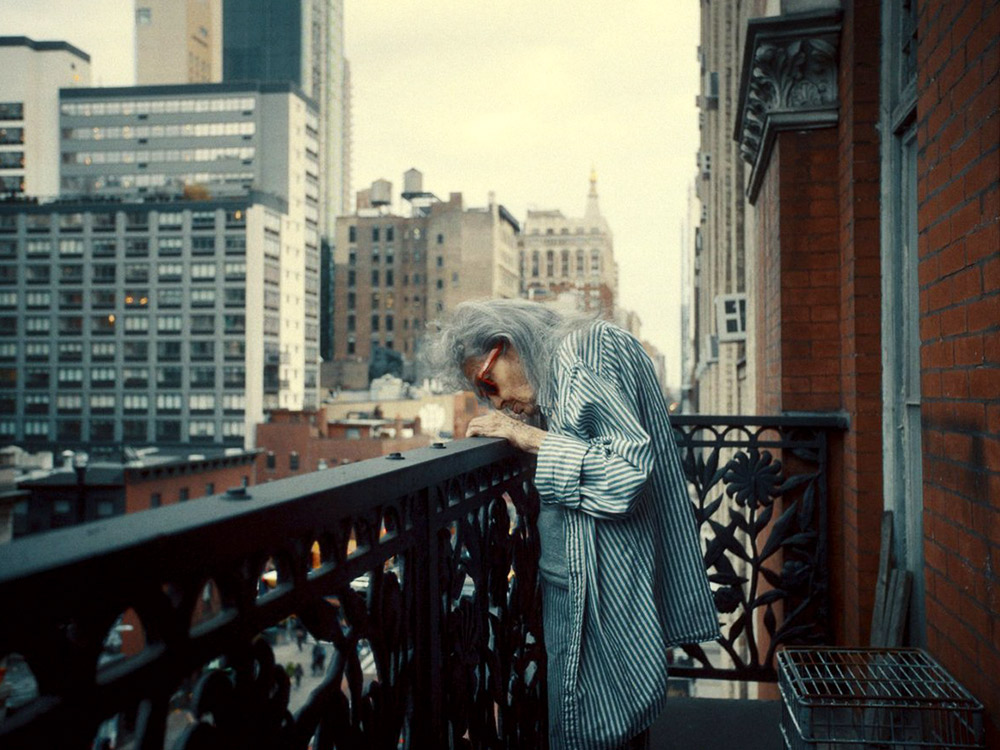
[474,344,503,398]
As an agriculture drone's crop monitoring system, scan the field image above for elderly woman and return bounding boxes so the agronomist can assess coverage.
[426,299,719,750]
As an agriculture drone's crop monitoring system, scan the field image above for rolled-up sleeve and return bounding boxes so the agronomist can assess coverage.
[534,360,653,519]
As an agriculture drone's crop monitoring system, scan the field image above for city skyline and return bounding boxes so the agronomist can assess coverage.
[0,0,701,386]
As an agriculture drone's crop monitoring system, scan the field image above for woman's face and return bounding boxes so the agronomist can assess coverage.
[463,343,538,416]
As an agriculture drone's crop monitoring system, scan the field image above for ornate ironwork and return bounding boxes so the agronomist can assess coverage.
[1,414,847,745]
[669,414,846,682]
[0,440,546,749]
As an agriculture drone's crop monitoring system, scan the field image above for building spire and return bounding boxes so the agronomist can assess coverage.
[585,166,601,220]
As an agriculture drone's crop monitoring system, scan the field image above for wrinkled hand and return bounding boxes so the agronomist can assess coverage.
[466,411,547,454]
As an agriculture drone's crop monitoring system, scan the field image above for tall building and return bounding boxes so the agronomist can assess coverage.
[689,1,749,417]
[0,194,304,451]
[520,171,619,319]
[135,0,223,85]
[0,36,91,199]
[328,173,520,389]
[0,82,321,452]
[223,0,350,229]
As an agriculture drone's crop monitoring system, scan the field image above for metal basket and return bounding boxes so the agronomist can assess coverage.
[777,648,984,749]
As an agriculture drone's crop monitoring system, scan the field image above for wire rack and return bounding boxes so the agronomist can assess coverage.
[778,648,984,749]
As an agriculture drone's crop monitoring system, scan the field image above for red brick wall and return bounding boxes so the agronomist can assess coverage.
[124,459,257,512]
[755,146,784,416]
[779,129,843,415]
[917,0,1000,740]
[750,0,886,655]
[255,421,431,482]
[834,0,885,648]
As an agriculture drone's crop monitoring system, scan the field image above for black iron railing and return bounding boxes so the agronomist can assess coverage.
[0,439,546,749]
[0,414,846,747]
[670,414,847,682]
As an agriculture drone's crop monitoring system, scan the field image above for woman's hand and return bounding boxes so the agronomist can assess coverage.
[466,411,547,454]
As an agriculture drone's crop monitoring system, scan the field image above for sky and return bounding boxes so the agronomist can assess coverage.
[1,0,701,387]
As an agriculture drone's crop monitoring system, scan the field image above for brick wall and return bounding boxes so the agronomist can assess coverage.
[124,459,257,512]
[834,0,885,648]
[916,0,1000,740]
[753,146,783,416]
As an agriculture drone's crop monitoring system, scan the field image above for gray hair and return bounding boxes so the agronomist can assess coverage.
[421,299,594,393]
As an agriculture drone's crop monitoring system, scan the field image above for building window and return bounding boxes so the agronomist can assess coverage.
[157,315,182,334]
[156,393,182,413]
[123,394,149,413]
[289,452,299,471]
[188,420,215,439]
[123,420,147,441]
[157,263,183,281]
[150,492,162,508]
[179,487,190,502]
[189,393,215,413]
[191,263,216,281]
[155,420,180,442]
[191,367,215,388]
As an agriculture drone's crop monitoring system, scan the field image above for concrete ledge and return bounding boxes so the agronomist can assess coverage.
[650,697,783,750]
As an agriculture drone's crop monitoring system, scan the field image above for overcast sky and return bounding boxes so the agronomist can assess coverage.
[1,0,700,386]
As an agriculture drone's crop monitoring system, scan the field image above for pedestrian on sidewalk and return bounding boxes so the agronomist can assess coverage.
[311,643,326,676]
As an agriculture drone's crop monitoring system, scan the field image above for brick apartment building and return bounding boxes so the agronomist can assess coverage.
[255,408,431,482]
[13,449,258,537]
[707,0,998,740]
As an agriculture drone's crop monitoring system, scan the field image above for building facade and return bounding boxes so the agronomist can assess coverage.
[135,0,223,85]
[0,36,91,199]
[520,172,619,319]
[57,82,322,417]
[13,449,257,538]
[0,193,319,450]
[329,177,520,389]
[689,4,749,417]
[696,0,999,740]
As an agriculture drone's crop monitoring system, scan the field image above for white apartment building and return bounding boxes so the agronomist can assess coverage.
[0,195,297,450]
[0,37,91,199]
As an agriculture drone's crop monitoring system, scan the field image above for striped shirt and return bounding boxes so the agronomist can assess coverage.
[534,320,720,749]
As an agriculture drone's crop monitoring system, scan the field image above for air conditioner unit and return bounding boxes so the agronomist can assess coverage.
[715,293,747,342]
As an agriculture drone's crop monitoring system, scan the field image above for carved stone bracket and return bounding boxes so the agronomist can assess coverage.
[734,9,843,203]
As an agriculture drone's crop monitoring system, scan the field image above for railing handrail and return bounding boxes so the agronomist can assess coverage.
[0,438,515,586]
[670,412,850,429]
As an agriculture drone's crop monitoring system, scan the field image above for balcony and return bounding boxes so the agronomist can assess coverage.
[0,415,843,748]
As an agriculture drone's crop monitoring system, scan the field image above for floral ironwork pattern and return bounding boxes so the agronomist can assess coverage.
[0,440,546,749]
[670,415,844,682]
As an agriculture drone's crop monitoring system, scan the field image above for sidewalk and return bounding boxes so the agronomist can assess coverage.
[270,630,331,714]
